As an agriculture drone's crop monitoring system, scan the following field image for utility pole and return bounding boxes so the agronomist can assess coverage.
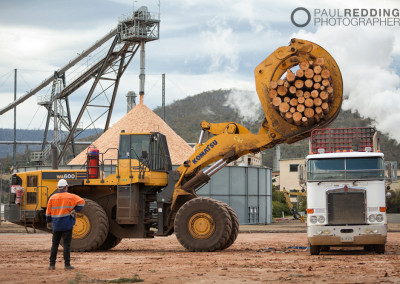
[13,69,17,170]
[162,73,165,121]
[139,41,145,104]
[0,163,2,204]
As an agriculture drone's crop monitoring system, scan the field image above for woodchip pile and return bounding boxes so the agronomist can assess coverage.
[269,58,334,127]
[68,103,194,166]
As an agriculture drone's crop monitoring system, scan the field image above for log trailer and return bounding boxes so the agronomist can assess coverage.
[5,39,343,252]
[299,127,397,255]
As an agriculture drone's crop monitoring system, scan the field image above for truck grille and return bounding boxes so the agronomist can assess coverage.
[327,191,366,225]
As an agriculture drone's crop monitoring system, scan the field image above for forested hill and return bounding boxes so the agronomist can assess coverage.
[154,89,400,167]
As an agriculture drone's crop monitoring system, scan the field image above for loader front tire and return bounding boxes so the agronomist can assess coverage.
[68,199,109,252]
[217,202,239,250]
[174,197,232,252]
[98,232,122,251]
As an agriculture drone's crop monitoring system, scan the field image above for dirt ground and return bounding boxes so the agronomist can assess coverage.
[0,223,400,284]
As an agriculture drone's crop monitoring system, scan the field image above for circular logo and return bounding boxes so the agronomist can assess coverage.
[291,7,311,27]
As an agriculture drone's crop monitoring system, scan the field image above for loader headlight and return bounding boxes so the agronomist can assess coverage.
[376,214,384,222]
[368,214,376,222]
[310,216,317,224]
[317,215,325,223]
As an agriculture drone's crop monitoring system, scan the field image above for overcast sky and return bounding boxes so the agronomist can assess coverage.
[0,0,400,141]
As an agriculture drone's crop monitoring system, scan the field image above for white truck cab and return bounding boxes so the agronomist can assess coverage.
[299,127,397,255]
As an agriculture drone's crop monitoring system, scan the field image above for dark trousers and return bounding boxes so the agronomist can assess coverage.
[49,229,72,266]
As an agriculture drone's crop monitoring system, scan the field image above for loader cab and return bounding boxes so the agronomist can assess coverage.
[118,132,172,172]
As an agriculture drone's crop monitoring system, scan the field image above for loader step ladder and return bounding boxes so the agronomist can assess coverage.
[116,184,139,224]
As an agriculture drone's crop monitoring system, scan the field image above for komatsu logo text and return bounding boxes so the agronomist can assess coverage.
[192,140,218,165]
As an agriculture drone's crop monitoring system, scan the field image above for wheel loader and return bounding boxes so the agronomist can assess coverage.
[4,39,343,252]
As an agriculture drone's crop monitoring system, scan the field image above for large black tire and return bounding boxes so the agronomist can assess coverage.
[364,245,374,252]
[98,232,122,251]
[69,199,109,252]
[310,244,320,255]
[374,244,385,254]
[174,197,232,252]
[320,246,330,252]
[218,203,239,250]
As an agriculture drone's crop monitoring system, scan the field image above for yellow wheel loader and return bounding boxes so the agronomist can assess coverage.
[4,39,343,252]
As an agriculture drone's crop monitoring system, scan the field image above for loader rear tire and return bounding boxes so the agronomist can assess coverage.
[218,202,239,250]
[68,199,109,252]
[174,197,232,252]
[98,232,122,251]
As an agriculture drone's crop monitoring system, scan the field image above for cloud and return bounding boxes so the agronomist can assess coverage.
[292,26,400,141]
[1,0,400,141]
[224,89,261,123]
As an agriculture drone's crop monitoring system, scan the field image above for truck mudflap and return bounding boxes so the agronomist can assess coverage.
[308,225,387,246]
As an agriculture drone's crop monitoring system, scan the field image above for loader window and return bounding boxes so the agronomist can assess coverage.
[118,134,150,160]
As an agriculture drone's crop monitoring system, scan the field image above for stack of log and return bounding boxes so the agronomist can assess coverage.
[268,58,334,127]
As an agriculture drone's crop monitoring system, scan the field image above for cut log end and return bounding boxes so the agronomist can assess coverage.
[321,69,331,79]
[269,89,278,99]
[286,70,296,82]
[315,57,325,66]
[293,112,303,126]
[294,79,304,89]
[279,102,290,113]
[277,86,288,96]
[272,96,282,107]
[299,61,309,70]
[270,81,278,89]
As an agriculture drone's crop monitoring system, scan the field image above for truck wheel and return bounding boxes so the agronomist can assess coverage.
[374,244,385,254]
[364,245,374,252]
[69,199,109,252]
[320,246,330,252]
[174,197,232,252]
[98,232,122,251]
[218,203,239,250]
[310,244,320,255]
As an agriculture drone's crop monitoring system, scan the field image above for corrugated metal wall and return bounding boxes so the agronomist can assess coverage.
[194,166,272,224]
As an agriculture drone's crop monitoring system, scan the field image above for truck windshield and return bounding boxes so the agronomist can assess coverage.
[307,157,384,181]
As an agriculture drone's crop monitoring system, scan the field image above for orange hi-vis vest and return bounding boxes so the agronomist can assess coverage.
[46,192,85,231]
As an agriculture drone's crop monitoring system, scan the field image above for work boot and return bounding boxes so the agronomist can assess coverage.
[48,265,55,270]
[64,265,75,270]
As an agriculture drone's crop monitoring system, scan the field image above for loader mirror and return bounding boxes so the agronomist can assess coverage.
[142,150,148,159]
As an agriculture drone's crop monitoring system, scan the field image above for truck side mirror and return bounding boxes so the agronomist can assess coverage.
[385,161,398,183]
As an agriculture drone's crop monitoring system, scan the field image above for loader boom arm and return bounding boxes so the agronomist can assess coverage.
[172,38,343,210]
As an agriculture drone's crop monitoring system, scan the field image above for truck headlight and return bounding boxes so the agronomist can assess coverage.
[376,214,383,222]
[310,216,317,224]
[317,215,325,223]
[368,214,376,222]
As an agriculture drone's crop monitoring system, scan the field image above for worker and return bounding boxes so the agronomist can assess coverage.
[46,179,85,270]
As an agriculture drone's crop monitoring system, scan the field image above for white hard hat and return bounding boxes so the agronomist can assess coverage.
[57,179,68,188]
